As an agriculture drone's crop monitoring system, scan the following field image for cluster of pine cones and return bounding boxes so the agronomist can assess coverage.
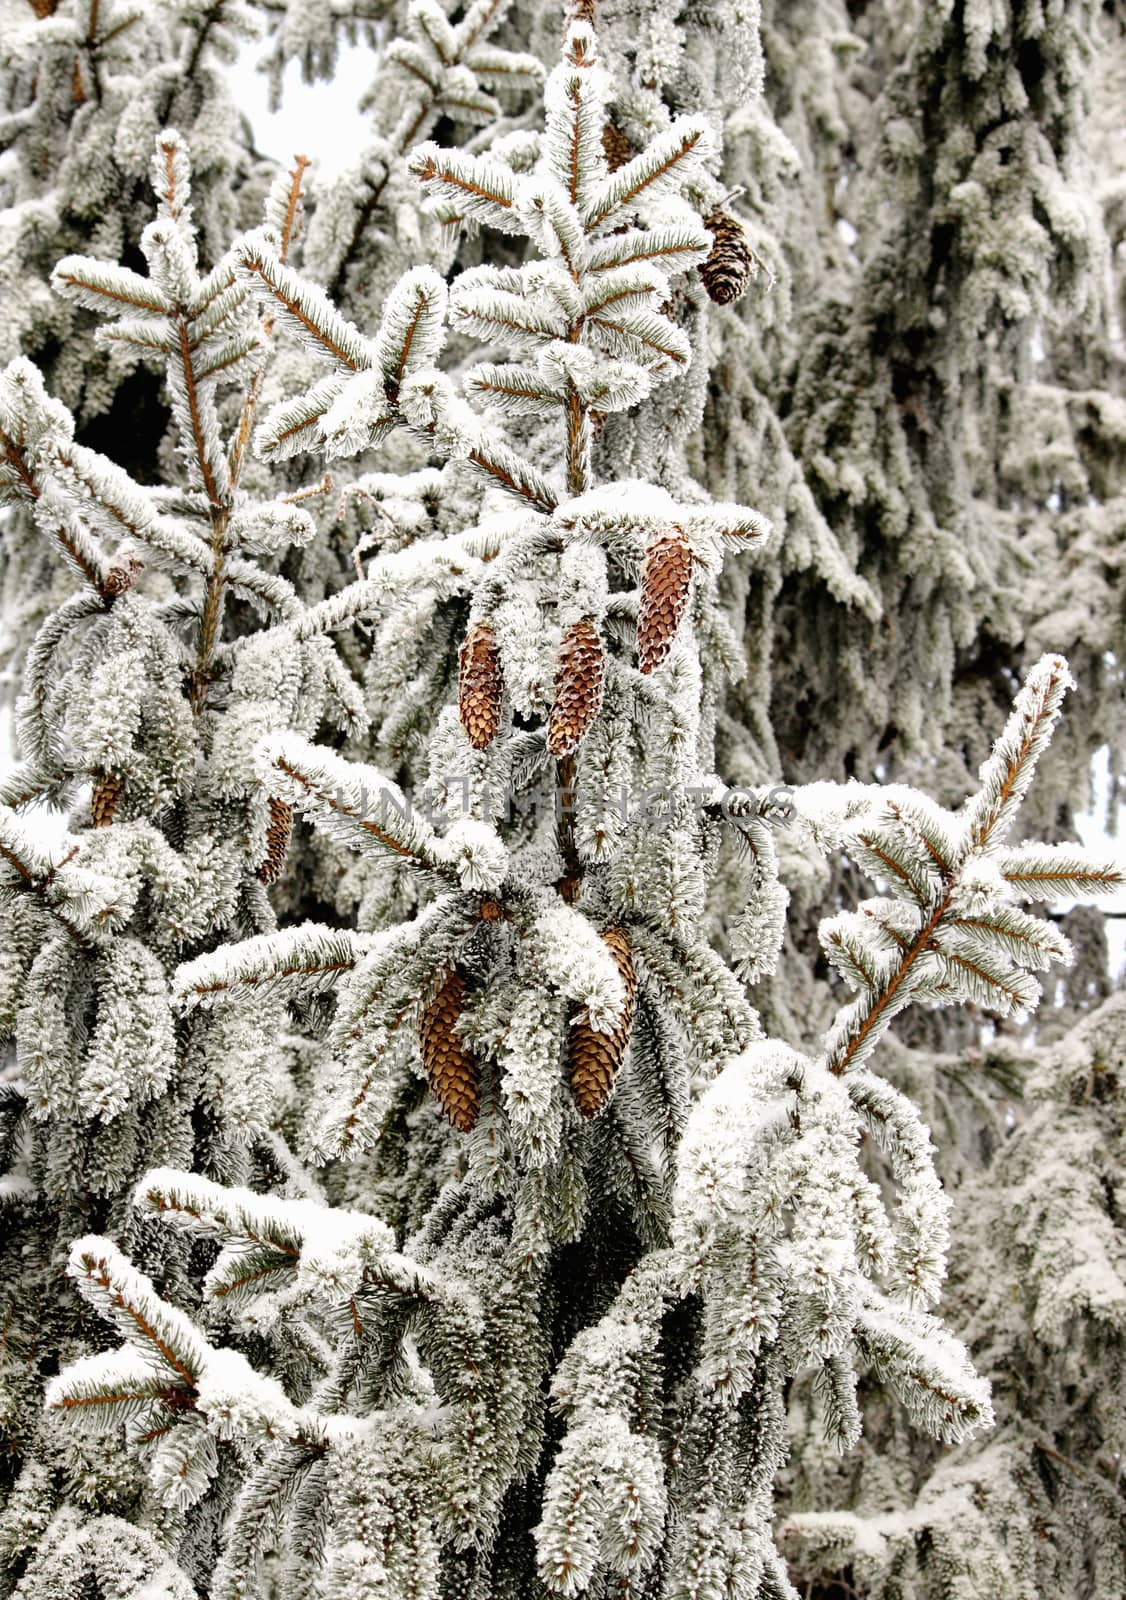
[459,526,696,759]
[420,927,638,1132]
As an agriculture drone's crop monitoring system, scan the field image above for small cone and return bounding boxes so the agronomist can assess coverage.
[637,528,693,674]
[419,969,479,1133]
[602,122,633,173]
[458,621,503,751]
[547,619,605,757]
[700,209,756,306]
[569,927,637,1119]
[103,554,141,597]
[91,772,124,829]
[258,797,294,886]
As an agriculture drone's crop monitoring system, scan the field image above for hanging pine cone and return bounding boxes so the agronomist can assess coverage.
[103,553,141,598]
[569,927,637,1119]
[602,122,633,173]
[547,619,605,757]
[700,208,756,306]
[458,621,503,751]
[637,528,694,674]
[419,969,479,1133]
[257,797,294,886]
[90,772,124,829]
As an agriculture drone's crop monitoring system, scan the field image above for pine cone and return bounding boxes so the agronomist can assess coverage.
[602,122,633,173]
[637,528,694,674]
[458,621,503,751]
[419,969,479,1133]
[91,772,124,829]
[258,797,294,886]
[547,619,605,757]
[103,553,141,598]
[569,927,637,1119]
[700,209,756,306]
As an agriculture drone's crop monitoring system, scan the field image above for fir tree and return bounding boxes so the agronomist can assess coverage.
[0,3,1123,1599]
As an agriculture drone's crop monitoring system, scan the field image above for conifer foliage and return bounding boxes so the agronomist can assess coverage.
[0,3,1123,1599]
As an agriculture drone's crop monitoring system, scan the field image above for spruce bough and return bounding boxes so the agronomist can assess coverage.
[0,5,1122,1599]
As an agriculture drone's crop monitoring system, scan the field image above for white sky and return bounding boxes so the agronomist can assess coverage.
[229,41,374,180]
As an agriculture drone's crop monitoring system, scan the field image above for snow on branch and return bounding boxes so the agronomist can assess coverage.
[60,1236,208,1391]
[52,256,174,318]
[814,657,1122,1078]
[371,265,449,392]
[962,654,1075,851]
[233,231,372,372]
[526,895,628,1031]
[135,1166,399,1309]
[174,924,373,1010]
[410,143,523,231]
[855,1289,995,1444]
[257,733,445,872]
[582,120,716,232]
[999,841,1125,901]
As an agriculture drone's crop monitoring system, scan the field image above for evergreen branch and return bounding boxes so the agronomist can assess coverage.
[52,263,172,315]
[999,842,1125,901]
[0,424,112,596]
[276,758,423,861]
[962,655,1074,853]
[387,272,431,387]
[583,123,712,230]
[325,158,394,304]
[464,441,558,512]
[851,829,934,905]
[931,946,1035,1013]
[414,153,515,211]
[55,446,213,573]
[586,227,713,274]
[235,244,367,371]
[135,1170,305,1259]
[0,810,96,946]
[460,0,505,54]
[824,892,952,1076]
[66,1239,205,1389]
[229,158,310,487]
[175,925,369,1008]
[174,318,223,508]
[193,160,310,711]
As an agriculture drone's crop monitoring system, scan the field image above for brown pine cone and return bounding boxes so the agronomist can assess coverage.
[258,797,294,886]
[458,621,503,751]
[700,209,756,306]
[91,772,124,829]
[637,528,694,674]
[547,619,605,758]
[602,122,633,173]
[419,969,479,1133]
[103,554,141,597]
[569,927,637,1119]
